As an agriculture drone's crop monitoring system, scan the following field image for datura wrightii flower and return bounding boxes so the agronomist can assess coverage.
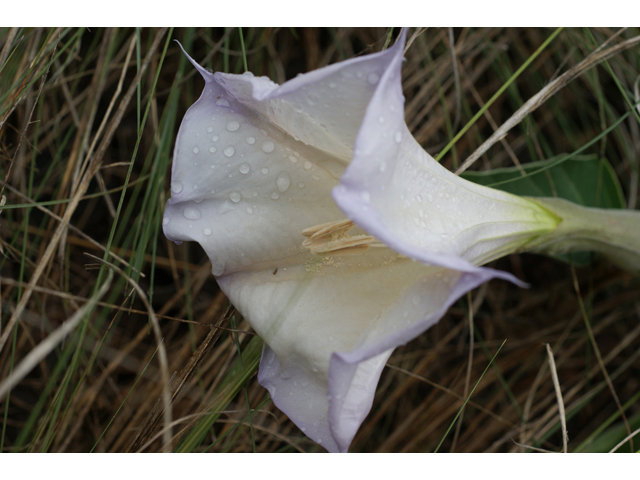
[163,31,640,452]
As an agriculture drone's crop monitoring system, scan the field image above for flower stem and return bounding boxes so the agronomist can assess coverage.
[525,197,640,273]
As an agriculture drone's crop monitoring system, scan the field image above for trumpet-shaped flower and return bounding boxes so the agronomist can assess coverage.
[163,33,587,452]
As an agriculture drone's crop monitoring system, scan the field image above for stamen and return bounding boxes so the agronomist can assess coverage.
[302,219,378,256]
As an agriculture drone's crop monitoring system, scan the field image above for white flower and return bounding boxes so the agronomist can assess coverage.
[163,32,568,452]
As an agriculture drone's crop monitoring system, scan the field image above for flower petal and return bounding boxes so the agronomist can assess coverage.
[214,39,403,163]
[217,247,506,452]
[333,33,559,271]
[164,42,406,277]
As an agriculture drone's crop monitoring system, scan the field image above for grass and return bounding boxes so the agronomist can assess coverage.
[0,27,639,453]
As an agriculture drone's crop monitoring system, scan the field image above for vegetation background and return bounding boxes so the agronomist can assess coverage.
[1,27,639,453]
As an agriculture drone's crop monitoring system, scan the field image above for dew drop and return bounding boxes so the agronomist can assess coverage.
[360,191,371,202]
[261,141,275,153]
[215,98,230,107]
[209,146,217,154]
[298,183,305,188]
[271,192,280,200]
[223,146,235,157]
[212,135,219,142]
[378,116,385,124]
[183,207,201,220]
[329,81,337,88]
[246,207,253,215]
[192,184,198,190]
[203,228,212,236]
[226,120,240,132]
[192,147,199,154]
[303,161,312,170]
[239,163,250,174]
[367,72,380,84]
[170,182,183,194]
[207,126,214,133]
[246,136,256,145]
[416,194,423,203]
[162,217,169,226]
[288,155,298,163]
[394,131,402,143]
[276,172,291,192]
[261,167,269,175]
[229,191,241,203]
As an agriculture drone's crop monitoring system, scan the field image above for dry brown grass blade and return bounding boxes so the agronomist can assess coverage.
[456,32,640,174]
[0,33,56,200]
[57,33,136,288]
[0,181,141,275]
[0,270,112,402]
[0,27,19,71]
[546,343,568,453]
[127,305,233,453]
[570,265,633,451]
[609,426,640,453]
[0,27,168,356]
[84,253,172,452]
[450,292,474,452]
[385,364,516,430]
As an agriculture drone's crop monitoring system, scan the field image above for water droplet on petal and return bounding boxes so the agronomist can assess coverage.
[275,172,291,192]
[298,183,304,188]
[207,126,214,133]
[223,146,235,157]
[229,191,242,203]
[303,161,312,170]
[183,207,201,220]
[288,155,298,164]
[361,191,371,202]
[261,167,269,175]
[246,136,255,144]
[329,81,337,88]
[271,192,280,200]
[394,131,402,143]
[170,182,183,194]
[215,98,230,107]
[261,141,275,153]
[367,72,380,84]
[192,147,199,154]
[212,135,219,142]
[226,120,240,132]
[162,217,169,226]
[246,207,253,214]
[239,163,250,174]
[378,116,385,124]
[209,146,217,154]
[203,228,212,236]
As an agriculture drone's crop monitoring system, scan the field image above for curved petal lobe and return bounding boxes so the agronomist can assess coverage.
[333,34,559,271]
